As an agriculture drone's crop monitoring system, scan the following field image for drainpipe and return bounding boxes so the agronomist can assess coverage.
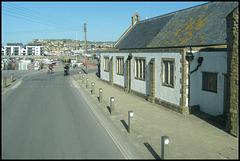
[126,53,132,93]
[190,57,203,74]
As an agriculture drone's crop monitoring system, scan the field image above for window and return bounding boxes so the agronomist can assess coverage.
[116,57,124,75]
[162,59,174,87]
[104,56,109,72]
[202,72,217,93]
[134,58,145,80]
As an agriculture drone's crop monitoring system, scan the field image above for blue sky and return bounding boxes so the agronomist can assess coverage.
[2,1,208,46]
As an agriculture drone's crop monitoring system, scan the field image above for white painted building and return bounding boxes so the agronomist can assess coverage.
[2,43,23,56]
[190,50,228,116]
[99,2,238,117]
[26,43,44,56]
[1,43,44,56]
[101,50,184,110]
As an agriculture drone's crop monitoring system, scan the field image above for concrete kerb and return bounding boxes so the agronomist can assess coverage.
[72,72,239,159]
[2,78,18,93]
[71,74,144,159]
[73,75,152,157]
[72,73,162,159]
[1,70,47,94]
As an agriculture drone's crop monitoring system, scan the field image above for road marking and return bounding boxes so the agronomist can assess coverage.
[11,80,22,89]
[71,77,130,159]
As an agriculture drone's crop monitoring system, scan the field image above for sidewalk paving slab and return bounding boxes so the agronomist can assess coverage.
[69,68,237,159]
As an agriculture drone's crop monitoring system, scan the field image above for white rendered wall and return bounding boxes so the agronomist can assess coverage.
[190,51,227,116]
[101,51,182,106]
[100,52,128,85]
[130,52,182,106]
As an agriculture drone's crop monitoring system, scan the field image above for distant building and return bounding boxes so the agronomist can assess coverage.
[26,43,44,56]
[2,43,23,56]
[1,43,44,56]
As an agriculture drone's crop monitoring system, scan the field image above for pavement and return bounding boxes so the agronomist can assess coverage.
[72,66,239,159]
[2,77,19,94]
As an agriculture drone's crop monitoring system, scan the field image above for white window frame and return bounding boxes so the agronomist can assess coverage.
[162,58,175,87]
[116,57,124,75]
[104,56,109,72]
[134,57,145,81]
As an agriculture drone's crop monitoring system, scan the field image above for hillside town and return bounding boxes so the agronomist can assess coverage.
[1,39,115,57]
[1,39,114,70]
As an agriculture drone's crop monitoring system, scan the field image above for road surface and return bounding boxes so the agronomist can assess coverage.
[2,68,127,159]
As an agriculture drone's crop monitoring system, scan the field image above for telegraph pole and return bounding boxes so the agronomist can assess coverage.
[76,32,77,63]
[84,23,88,74]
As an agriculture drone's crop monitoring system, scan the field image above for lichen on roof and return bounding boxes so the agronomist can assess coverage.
[147,5,215,47]
[114,2,238,50]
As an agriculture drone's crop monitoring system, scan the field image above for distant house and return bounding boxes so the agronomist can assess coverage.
[26,43,44,56]
[99,2,238,136]
[1,43,44,56]
[3,43,23,56]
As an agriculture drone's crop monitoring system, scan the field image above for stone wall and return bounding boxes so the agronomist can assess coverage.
[226,7,239,137]
[180,50,190,114]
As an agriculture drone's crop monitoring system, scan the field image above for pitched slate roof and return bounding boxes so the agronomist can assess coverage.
[114,2,238,50]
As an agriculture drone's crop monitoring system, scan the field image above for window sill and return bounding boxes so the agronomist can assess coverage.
[202,89,217,93]
[134,77,145,81]
[162,83,174,88]
[117,73,124,76]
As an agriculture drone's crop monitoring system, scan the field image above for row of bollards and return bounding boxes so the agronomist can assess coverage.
[2,73,14,88]
[78,71,170,159]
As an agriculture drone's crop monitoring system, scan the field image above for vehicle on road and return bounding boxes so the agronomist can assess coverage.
[34,61,40,70]
[47,68,53,74]
[47,64,53,74]
[64,64,70,76]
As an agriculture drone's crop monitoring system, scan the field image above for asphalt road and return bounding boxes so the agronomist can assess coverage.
[2,68,126,159]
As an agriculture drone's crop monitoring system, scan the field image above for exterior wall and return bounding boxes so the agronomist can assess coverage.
[2,45,43,56]
[21,48,26,55]
[226,7,239,137]
[100,51,185,113]
[4,46,21,55]
[130,52,182,106]
[1,47,4,55]
[35,46,43,56]
[190,51,227,116]
[100,52,128,85]
[26,46,44,56]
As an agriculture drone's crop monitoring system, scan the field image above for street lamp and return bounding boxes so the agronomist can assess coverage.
[186,51,194,62]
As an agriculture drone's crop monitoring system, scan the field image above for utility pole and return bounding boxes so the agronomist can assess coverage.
[84,23,88,74]
[76,32,77,63]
